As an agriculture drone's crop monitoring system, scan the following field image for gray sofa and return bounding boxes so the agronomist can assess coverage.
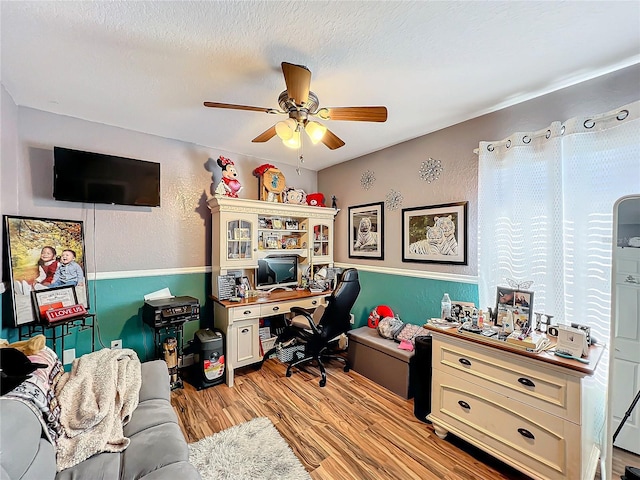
[0,360,201,480]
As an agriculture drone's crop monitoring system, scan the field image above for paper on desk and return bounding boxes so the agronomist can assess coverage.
[144,288,173,301]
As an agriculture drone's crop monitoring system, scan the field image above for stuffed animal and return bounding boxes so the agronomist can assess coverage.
[306,192,325,207]
[215,156,243,198]
[0,334,46,356]
[368,305,394,329]
[282,187,307,205]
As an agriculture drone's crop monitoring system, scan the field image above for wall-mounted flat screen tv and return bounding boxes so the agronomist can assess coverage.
[53,147,160,207]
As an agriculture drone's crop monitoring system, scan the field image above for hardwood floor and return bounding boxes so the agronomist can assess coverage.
[171,358,531,480]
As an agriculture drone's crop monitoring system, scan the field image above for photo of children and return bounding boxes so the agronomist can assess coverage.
[495,287,533,329]
[4,216,89,326]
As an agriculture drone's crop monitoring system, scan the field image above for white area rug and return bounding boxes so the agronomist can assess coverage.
[188,417,311,480]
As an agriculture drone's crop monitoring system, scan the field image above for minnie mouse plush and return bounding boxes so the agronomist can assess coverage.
[215,156,243,198]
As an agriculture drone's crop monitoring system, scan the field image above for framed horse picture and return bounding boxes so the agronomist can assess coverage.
[348,202,384,260]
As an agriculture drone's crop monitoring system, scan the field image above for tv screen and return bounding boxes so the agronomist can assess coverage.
[53,147,160,207]
[256,255,298,290]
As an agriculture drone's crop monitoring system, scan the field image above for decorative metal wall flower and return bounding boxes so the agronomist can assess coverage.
[385,189,403,210]
[419,157,443,183]
[361,170,375,190]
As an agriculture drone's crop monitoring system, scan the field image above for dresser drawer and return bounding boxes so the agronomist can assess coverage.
[431,368,580,480]
[433,337,580,423]
[230,305,261,320]
[259,296,326,317]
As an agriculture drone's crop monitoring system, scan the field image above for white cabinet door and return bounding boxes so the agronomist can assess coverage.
[309,219,333,264]
[220,212,258,269]
[232,318,260,367]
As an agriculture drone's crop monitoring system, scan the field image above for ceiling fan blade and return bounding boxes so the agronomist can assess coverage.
[320,128,345,150]
[320,106,388,122]
[281,62,311,106]
[204,102,273,113]
[252,125,277,143]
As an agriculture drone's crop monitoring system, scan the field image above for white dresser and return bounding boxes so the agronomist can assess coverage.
[426,326,605,480]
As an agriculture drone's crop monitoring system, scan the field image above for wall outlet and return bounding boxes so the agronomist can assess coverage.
[111,339,123,349]
[63,348,75,365]
[349,313,355,325]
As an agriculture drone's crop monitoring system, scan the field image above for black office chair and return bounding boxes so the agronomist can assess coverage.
[280,268,361,387]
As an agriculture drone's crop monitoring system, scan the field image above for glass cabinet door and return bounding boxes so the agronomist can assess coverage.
[312,222,332,261]
[222,213,257,267]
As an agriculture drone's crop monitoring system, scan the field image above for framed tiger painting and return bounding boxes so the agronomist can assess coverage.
[402,201,468,265]
[348,202,384,260]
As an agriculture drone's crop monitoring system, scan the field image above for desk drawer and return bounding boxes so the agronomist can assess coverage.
[230,305,260,320]
[431,368,579,480]
[260,302,290,317]
[295,296,326,310]
[433,337,579,423]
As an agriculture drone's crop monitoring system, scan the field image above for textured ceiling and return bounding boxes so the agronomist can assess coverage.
[2,1,639,171]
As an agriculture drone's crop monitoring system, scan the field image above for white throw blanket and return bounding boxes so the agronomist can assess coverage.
[54,348,142,471]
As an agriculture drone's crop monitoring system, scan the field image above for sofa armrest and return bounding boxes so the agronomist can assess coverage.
[138,360,170,403]
[0,398,56,480]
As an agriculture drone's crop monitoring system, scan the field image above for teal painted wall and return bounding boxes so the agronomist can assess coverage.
[1,272,212,363]
[2,269,477,359]
[350,270,478,328]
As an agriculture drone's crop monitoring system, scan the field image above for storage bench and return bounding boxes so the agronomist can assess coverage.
[347,326,415,399]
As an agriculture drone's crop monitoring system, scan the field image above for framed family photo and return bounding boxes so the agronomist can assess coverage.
[348,202,384,260]
[402,201,467,265]
[495,286,534,329]
[3,215,89,326]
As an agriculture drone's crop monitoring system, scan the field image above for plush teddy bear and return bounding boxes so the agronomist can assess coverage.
[306,192,325,207]
[282,187,307,205]
[214,156,243,198]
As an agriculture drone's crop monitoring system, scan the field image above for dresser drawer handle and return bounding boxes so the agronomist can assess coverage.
[243,310,252,315]
[518,377,535,388]
[458,400,471,410]
[241,328,249,334]
[312,300,318,305]
[517,428,535,440]
[458,358,472,366]
[272,306,280,312]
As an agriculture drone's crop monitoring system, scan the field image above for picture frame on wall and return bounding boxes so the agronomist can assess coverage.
[3,215,89,326]
[348,202,384,260]
[402,201,468,265]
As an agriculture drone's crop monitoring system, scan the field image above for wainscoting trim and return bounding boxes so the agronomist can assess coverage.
[335,263,479,284]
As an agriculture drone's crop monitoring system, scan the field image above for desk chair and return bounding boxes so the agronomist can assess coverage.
[281,268,361,387]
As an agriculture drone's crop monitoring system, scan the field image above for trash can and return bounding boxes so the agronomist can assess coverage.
[413,335,433,423]
[191,328,225,390]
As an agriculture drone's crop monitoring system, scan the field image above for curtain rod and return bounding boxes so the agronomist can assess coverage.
[473,107,630,155]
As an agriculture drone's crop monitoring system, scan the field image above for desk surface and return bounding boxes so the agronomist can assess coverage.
[212,289,330,309]
[425,324,604,376]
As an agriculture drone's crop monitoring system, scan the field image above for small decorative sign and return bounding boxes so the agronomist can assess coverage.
[44,304,87,323]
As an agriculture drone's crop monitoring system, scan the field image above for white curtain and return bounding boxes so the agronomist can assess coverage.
[478,101,640,343]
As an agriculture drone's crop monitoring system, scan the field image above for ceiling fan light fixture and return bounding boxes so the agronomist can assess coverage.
[275,118,297,141]
[305,121,327,144]
[282,129,301,149]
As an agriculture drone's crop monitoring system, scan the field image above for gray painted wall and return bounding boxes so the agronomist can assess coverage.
[320,63,640,276]
[0,97,317,279]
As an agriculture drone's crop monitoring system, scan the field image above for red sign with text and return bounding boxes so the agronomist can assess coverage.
[44,304,87,323]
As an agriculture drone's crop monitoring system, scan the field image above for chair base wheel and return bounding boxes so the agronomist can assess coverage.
[286,371,292,377]
[343,365,350,372]
[319,378,326,387]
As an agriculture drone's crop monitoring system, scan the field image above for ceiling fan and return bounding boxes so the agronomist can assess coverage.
[204,62,388,150]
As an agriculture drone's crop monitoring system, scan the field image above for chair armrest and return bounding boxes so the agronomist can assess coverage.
[290,306,314,317]
[289,307,322,336]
